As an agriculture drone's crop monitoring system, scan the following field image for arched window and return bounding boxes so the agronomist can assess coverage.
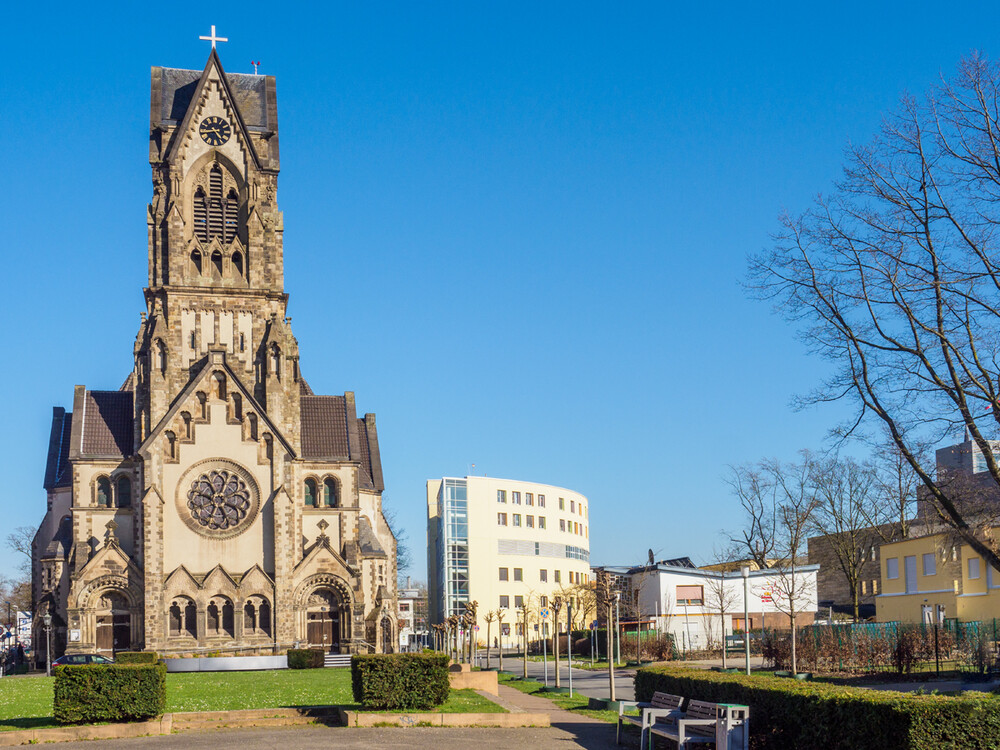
[96,477,111,507]
[247,413,258,441]
[212,371,227,400]
[224,189,239,244]
[221,600,235,637]
[116,477,131,508]
[181,411,192,439]
[323,478,339,508]
[232,250,244,278]
[194,188,208,243]
[259,599,272,636]
[191,249,203,275]
[165,431,176,459]
[169,604,182,636]
[270,345,281,379]
[207,602,220,634]
[183,601,196,637]
[208,166,224,239]
[244,601,257,631]
[231,393,243,421]
[212,250,223,277]
[156,339,167,375]
[304,479,317,507]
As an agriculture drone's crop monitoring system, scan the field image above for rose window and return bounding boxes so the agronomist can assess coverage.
[186,470,252,530]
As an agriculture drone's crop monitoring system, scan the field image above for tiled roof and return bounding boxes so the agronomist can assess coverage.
[81,391,133,457]
[300,396,350,459]
[43,408,73,490]
[158,68,269,129]
[356,419,374,490]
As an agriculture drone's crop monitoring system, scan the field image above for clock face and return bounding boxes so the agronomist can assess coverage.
[199,116,231,146]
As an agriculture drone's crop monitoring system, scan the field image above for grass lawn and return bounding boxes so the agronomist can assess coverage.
[497,672,633,724]
[0,669,503,731]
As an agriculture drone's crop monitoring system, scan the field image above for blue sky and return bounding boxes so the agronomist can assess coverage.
[0,2,992,582]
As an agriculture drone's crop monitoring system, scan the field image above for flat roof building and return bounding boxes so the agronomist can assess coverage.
[427,476,592,639]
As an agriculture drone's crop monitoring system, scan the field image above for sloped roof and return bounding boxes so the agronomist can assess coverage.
[42,515,73,560]
[43,408,73,490]
[156,67,270,130]
[80,391,133,457]
[358,516,387,558]
[300,396,350,459]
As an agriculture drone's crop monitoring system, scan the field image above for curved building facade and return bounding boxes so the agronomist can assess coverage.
[426,476,592,642]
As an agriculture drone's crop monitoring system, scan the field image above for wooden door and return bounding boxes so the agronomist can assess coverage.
[308,612,338,652]
[113,614,131,652]
[96,616,114,654]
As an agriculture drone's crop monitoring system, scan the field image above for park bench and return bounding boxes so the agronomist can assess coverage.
[647,699,749,750]
[617,691,684,748]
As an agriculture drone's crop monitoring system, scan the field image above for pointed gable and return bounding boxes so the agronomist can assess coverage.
[43,407,73,490]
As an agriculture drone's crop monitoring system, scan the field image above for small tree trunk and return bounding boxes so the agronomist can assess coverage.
[486,622,492,669]
[721,611,728,669]
[606,603,616,702]
[790,611,797,674]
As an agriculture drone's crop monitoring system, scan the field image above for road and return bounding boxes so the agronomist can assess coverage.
[490,654,637,701]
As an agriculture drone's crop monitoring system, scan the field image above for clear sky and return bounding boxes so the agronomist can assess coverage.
[0,1,992,583]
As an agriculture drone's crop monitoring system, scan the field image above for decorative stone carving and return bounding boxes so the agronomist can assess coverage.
[175,459,260,540]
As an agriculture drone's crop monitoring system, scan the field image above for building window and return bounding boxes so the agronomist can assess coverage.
[677,585,704,605]
[554,570,561,584]
[540,569,548,582]
[323,477,339,507]
[872,579,879,595]
[560,519,566,532]
[514,595,524,608]
[498,490,506,503]
[513,491,521,505]
[538,495,545,507]
[526,493,533,506]
[304,478,317,507]
[540,596,548,607]
[499,567,509,581]
[559,498,565,510]
[498,513,508,526]
[514,568,523,582]
[969,558,981,580]
[526,515,534,528]
[886,557,899,579]
[539,517,546,529]
[922,553,936,576]
[116,476,132,508]
[952,546,958,561]
[574,522,579,534]
[96,477,111,507]
[570,500,576,513]
[500,595,509,609]
[861,580,868,595]
[513,514,521,527]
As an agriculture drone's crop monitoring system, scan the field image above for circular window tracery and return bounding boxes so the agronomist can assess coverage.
[175,459,260,539]
[187,470,251,530]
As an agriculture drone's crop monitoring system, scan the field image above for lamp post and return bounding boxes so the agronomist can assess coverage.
[552,597,562,689]
[43,614,52,677]
[567,600,573,697]
[741,566,751,676]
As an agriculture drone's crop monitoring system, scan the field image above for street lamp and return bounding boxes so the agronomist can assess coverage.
[42,613,52,677]
[613,591,621,665]
[741,567,751,676]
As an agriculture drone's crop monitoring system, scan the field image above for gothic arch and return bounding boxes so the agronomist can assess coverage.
[293,573,355,612]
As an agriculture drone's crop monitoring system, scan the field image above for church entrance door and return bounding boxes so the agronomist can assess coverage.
[95,592,132,656]
[307,611,339,652]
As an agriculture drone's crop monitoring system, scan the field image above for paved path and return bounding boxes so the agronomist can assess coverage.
[499,656,637,701]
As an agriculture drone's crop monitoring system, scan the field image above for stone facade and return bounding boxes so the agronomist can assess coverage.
[32,50,397,660]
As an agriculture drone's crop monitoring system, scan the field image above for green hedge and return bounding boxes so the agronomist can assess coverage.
[54,664,167,724]
[287,648,326,669]
[635,666,1000,750]
[351,653,450,710]
[114,651,159,664]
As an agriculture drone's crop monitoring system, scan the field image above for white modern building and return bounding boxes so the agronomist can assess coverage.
[397,579,429,651]
[625,562,820,651]
[427,476,592,640]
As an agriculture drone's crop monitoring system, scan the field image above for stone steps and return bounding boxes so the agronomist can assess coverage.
[324,654,352,668]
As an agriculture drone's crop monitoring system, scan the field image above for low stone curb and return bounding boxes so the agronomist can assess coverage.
[338,709,550,728]
[0,716,172,746]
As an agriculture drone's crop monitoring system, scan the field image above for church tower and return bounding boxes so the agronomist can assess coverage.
[32,46,398,661]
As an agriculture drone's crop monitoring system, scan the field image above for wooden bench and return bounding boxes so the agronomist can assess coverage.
[648,699,749,750]
[617,691,684,747]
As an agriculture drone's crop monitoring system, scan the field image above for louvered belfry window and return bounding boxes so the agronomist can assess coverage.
[208,166,224,239]
[194,188,208,243]
[224,189,238,244]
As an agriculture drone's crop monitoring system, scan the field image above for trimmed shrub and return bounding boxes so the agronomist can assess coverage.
[351,653,450,710]
[635,665,1000,750]
[287,648,326,669]
[114,651,159,664]
[54,663,166,724]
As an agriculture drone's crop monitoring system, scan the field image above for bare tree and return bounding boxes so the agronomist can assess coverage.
[748,53,1000,570]
[726,466,779,568]
[5,526,35,577]
[809,456,885,621]
[868,432,925,540]
[703,549,741,668]
[731,455,820,673]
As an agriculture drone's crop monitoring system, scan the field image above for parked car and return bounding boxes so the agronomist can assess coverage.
[51,654,114,666]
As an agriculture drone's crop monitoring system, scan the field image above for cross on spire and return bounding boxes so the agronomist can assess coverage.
[199,25,228,50]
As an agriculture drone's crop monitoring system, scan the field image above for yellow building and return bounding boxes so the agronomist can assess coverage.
[426,477,592,640]
[875,531,1000,623]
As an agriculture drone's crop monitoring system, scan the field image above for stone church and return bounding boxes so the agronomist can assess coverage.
[31,49,398,659]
